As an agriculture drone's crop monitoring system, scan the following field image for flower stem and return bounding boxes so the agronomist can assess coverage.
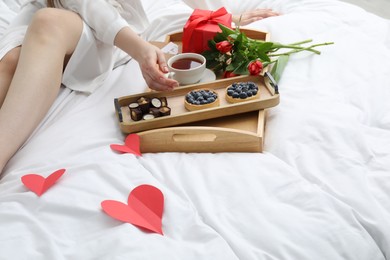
[289,39,313,45]
[268,42,334,57]
[269,48,320,56]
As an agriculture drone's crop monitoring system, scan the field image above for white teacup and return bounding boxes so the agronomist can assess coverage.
[167,53,206,85]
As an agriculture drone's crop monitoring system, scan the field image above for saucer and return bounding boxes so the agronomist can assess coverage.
[198,69,217,84]
[165,69,216,86]
[178,69,216,86]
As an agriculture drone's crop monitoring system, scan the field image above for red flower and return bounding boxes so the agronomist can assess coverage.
[216,41,233,53]
[223,71,239,78]
[247,60,263,75]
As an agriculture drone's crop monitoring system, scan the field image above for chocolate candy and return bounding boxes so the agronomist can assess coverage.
[142,114,155,120]
[160,97,168,107]
[159,106,171,116]
[130,107,143,121]
[128,102,139,109]
[137,97,150,114]
[149,107,161,117]
[129,96,171,121]
[150,97,162,108]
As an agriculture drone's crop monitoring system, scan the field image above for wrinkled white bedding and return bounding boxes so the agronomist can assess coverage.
[1,0,390,259]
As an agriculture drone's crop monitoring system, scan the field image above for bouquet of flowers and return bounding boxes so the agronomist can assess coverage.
[202,24,334,82]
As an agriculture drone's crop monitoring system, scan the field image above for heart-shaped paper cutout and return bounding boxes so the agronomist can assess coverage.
[110,134,142,156]
[101,184,164,235]
[21,169,66,196]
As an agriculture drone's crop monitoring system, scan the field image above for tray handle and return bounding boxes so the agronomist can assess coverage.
[138,127,262,153]
[114,98,123,123]
[172,133,217,143]
[264,72,279,95]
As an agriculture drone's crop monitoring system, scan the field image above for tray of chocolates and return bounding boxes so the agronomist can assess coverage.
[114,73,279,134]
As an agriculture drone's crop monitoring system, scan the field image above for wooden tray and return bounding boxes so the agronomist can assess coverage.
[138,110,266,153]
[114,28,276,152]
[114,74,279,134]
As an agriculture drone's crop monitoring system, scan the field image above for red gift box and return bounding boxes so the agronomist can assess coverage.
[182,7,232,54]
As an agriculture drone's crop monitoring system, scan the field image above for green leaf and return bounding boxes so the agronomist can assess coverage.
[214,32,226,43]
[240,31,248,42]
[206,40,218,51]
[233,61,249,75]
[232,51,246,64]
[256,42,273,53]
[218,24,236,36]
[257,52,271,62]
[270,55,289,83]
[201,50,215,60]
[225,63,235,71]
[229,34,238,41]
[234,33,243,50]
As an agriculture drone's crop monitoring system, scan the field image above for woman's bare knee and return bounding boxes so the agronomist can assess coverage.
[28,8,83,54]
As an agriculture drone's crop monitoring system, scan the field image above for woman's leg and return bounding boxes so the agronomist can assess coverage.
[0,47,20,107]
[0,8,83,173]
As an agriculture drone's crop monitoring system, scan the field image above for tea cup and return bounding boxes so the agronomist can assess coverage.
[167,53,206,85]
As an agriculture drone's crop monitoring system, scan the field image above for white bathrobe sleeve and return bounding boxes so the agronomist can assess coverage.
[63,0,149,45]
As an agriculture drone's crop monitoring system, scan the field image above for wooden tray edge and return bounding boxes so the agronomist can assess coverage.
[138,126,263,153]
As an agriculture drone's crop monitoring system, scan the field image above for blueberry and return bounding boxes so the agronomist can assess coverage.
[248,82,257,89]
[207,97,215,103]
[240,92,248,99]
[232,92,239,98]
[227,90,234,96]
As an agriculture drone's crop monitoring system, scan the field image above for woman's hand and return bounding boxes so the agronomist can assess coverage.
[232,8,279,26]
[135,43,179,91]
[114,27,179,91]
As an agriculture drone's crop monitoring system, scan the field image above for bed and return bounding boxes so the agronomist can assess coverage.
[1,0,390,259]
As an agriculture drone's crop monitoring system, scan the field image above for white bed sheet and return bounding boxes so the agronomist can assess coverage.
[1,0,390,259]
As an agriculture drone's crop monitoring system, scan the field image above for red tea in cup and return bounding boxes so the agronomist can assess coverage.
[171,58,203,70]
[167,53,206,85]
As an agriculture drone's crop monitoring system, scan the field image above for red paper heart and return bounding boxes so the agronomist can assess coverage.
[110,134,142,156]
[101,184,164,235]
[21,169,66,196]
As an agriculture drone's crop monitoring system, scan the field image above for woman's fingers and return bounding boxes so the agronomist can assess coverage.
[234,8,280,26]
[156,49,169,73]
[138,45,178,91]
[141,63,178,91]
[147,75,177,91]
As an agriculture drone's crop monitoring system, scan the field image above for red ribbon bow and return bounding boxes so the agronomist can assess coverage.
[183,7,231,53]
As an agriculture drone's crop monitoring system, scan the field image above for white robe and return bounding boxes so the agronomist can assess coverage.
[0,0,149,93]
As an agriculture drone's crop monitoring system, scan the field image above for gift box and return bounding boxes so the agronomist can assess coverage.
[182,7,232,54]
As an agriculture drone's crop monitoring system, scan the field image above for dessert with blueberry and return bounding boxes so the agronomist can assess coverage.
[225,82,259,103]
[184,89,220,111]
